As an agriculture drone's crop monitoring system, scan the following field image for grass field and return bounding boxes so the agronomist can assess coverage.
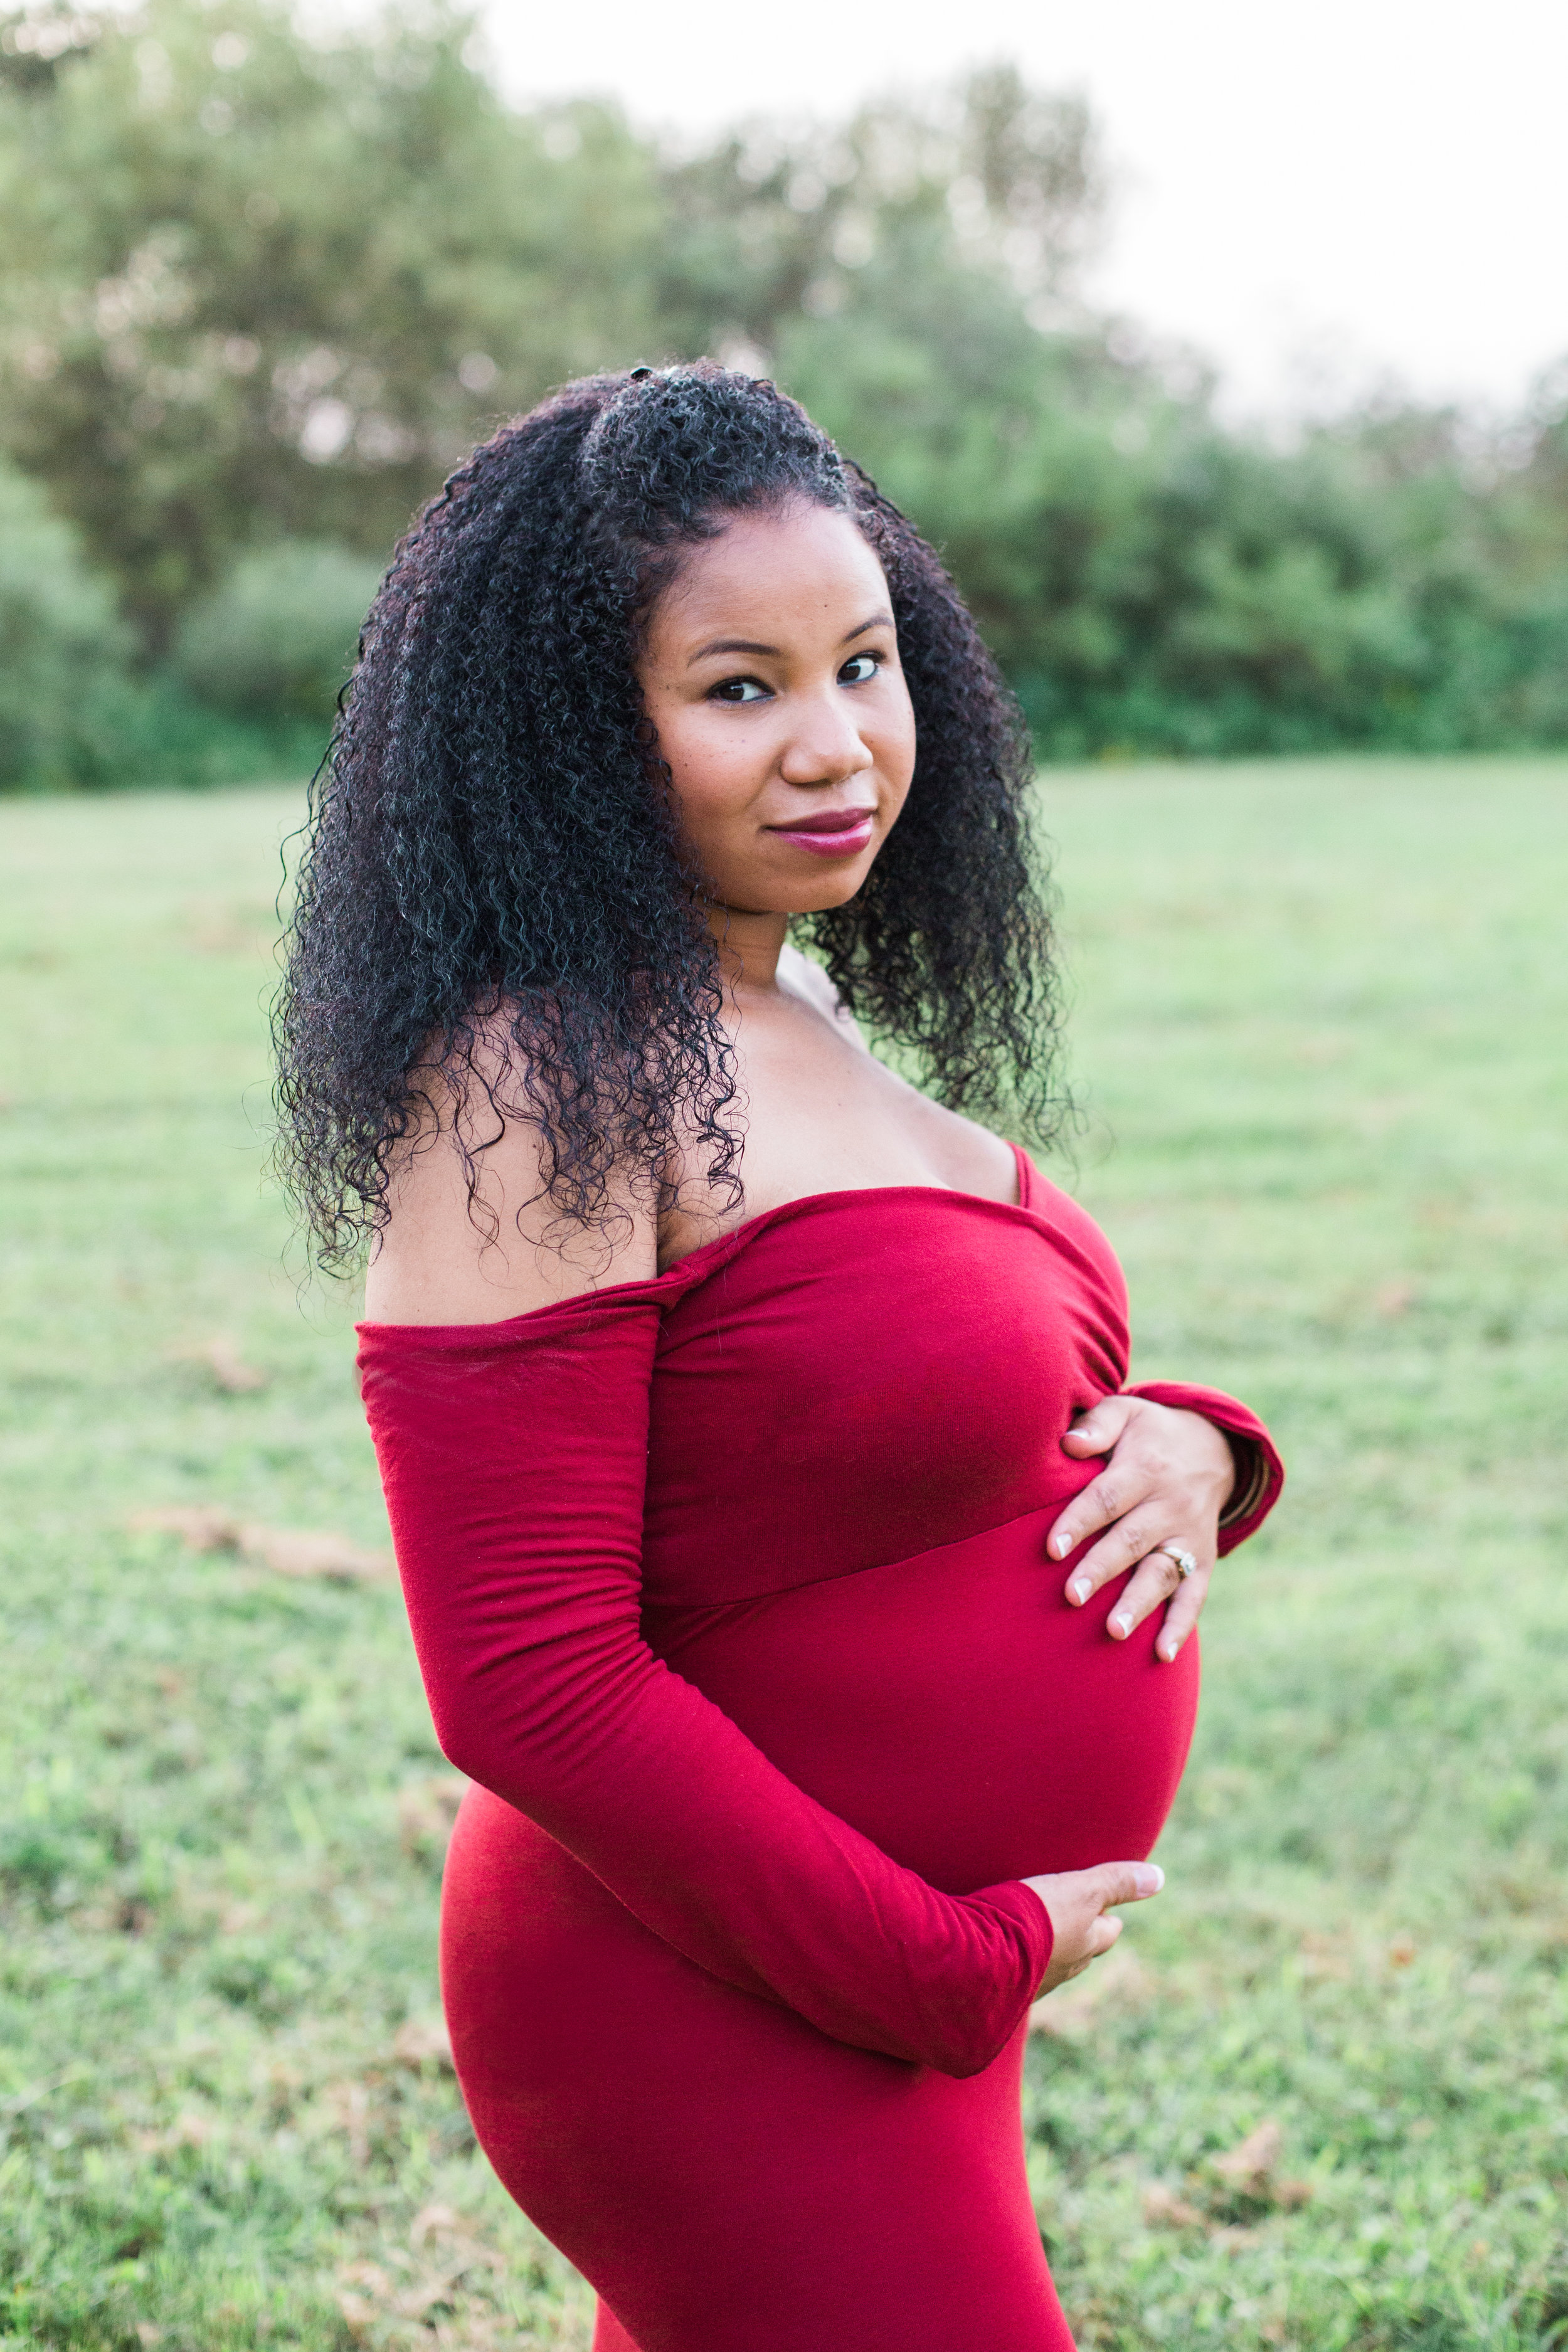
[1,758,1565,2351]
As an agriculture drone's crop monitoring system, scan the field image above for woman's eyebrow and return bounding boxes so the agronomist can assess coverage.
[687,637,779,665]
[686,613,895,667]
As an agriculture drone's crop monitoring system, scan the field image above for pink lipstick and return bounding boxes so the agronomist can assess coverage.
[766,807,877,858]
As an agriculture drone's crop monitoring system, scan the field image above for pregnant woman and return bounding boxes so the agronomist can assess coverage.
[275,364,1282,2349]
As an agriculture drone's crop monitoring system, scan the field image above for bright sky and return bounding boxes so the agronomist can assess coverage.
[474,0,1568,421]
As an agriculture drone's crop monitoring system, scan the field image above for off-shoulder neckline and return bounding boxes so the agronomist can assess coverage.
[655,1140,1035,1281]
[359,1143,1049,1340]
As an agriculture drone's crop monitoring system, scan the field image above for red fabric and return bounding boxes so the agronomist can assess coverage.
[359,1148,1283,2351]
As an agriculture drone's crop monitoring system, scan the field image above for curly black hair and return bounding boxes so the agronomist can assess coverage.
[273,361,1064,1268]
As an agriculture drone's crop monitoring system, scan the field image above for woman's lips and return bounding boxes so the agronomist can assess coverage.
[766,809,877,858]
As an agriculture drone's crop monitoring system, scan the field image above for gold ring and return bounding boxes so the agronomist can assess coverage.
[1157,1542,1198,1580]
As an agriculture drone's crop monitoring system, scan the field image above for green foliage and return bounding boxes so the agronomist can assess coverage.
[1,762,1565,2345]
[0,0,662,650]
[174,541,385,723]
[0,454,136,787]
[794,344,1568,760]
[0,0,1565,775]
[0,462,329,787]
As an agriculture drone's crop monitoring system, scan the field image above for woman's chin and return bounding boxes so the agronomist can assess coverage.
[724,859,877,919]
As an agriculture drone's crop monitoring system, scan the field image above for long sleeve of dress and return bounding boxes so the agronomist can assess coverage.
[358,1287,1052,2081]
[1121,1381,1285,1554]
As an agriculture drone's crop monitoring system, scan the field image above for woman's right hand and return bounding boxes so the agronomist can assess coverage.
[1022,1861,1164,1995]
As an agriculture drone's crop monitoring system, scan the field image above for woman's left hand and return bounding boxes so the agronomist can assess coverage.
[1046,1396,1236,1663]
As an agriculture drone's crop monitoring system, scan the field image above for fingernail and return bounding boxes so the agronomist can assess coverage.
[1136,1865,1165,1894]
[1158,1634,1180,1661]
[1110,1613,1130,1638]
[1051,1533,1071,1558]
[1069,1577,1091,1604]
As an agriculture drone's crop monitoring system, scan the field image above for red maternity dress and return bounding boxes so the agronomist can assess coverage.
[359,1147,1282,2352]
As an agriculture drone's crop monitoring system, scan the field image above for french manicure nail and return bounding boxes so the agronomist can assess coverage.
[1070,1577,1091,1604]
[1111,1613,1130,1637]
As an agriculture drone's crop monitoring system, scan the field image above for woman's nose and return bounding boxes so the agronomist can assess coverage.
[778,692,875,786]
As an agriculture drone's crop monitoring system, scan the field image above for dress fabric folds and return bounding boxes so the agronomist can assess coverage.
[359,1147,1283,2351]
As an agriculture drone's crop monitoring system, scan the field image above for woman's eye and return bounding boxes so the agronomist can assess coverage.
[710,676,770,704]
[839,653,881,686]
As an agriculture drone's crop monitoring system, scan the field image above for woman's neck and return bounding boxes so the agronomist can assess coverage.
[704,903,790,999]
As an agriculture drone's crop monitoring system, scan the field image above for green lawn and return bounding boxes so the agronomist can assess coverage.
[1,758,1565,2351]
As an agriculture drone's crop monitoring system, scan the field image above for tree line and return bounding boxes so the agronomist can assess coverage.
[3,0,1565,788]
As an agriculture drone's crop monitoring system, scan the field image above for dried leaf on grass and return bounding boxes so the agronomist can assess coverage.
[180,1335,270,1394]
[411,2202,464,2248]
[1210,2117,1313,2208]
[130,1506,391,1582]
[132,1505,243,1554]
[243,1523,391,1581]
[132,2109,215,2158]
[1214,2118,1284,2189]
[1145,2120,1314,2236]
[394,2257,501,2321]
[393,2015,455,2070]
[1298,1929,1354,1980]
[336,2217,504,2339]
[341,2264,391,2295]
[1143,2185,1207,2230]
[337,2289,380,2337]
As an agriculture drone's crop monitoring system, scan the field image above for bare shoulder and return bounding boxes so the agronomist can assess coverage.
[362,1026,657,1325]
[776,941,869,1049]
[914,1097,1020,1203]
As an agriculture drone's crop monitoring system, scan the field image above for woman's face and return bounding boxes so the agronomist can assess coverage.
[635,500,917,918]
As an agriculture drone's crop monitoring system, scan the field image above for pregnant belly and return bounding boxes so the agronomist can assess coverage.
[644,1504,1199,1894]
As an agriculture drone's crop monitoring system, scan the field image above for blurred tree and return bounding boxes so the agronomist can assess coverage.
[173,539,386,723]
[0,0,1563,771]
[0,450,136,785]
[0,0,662,650]
[652,64,1101,365]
